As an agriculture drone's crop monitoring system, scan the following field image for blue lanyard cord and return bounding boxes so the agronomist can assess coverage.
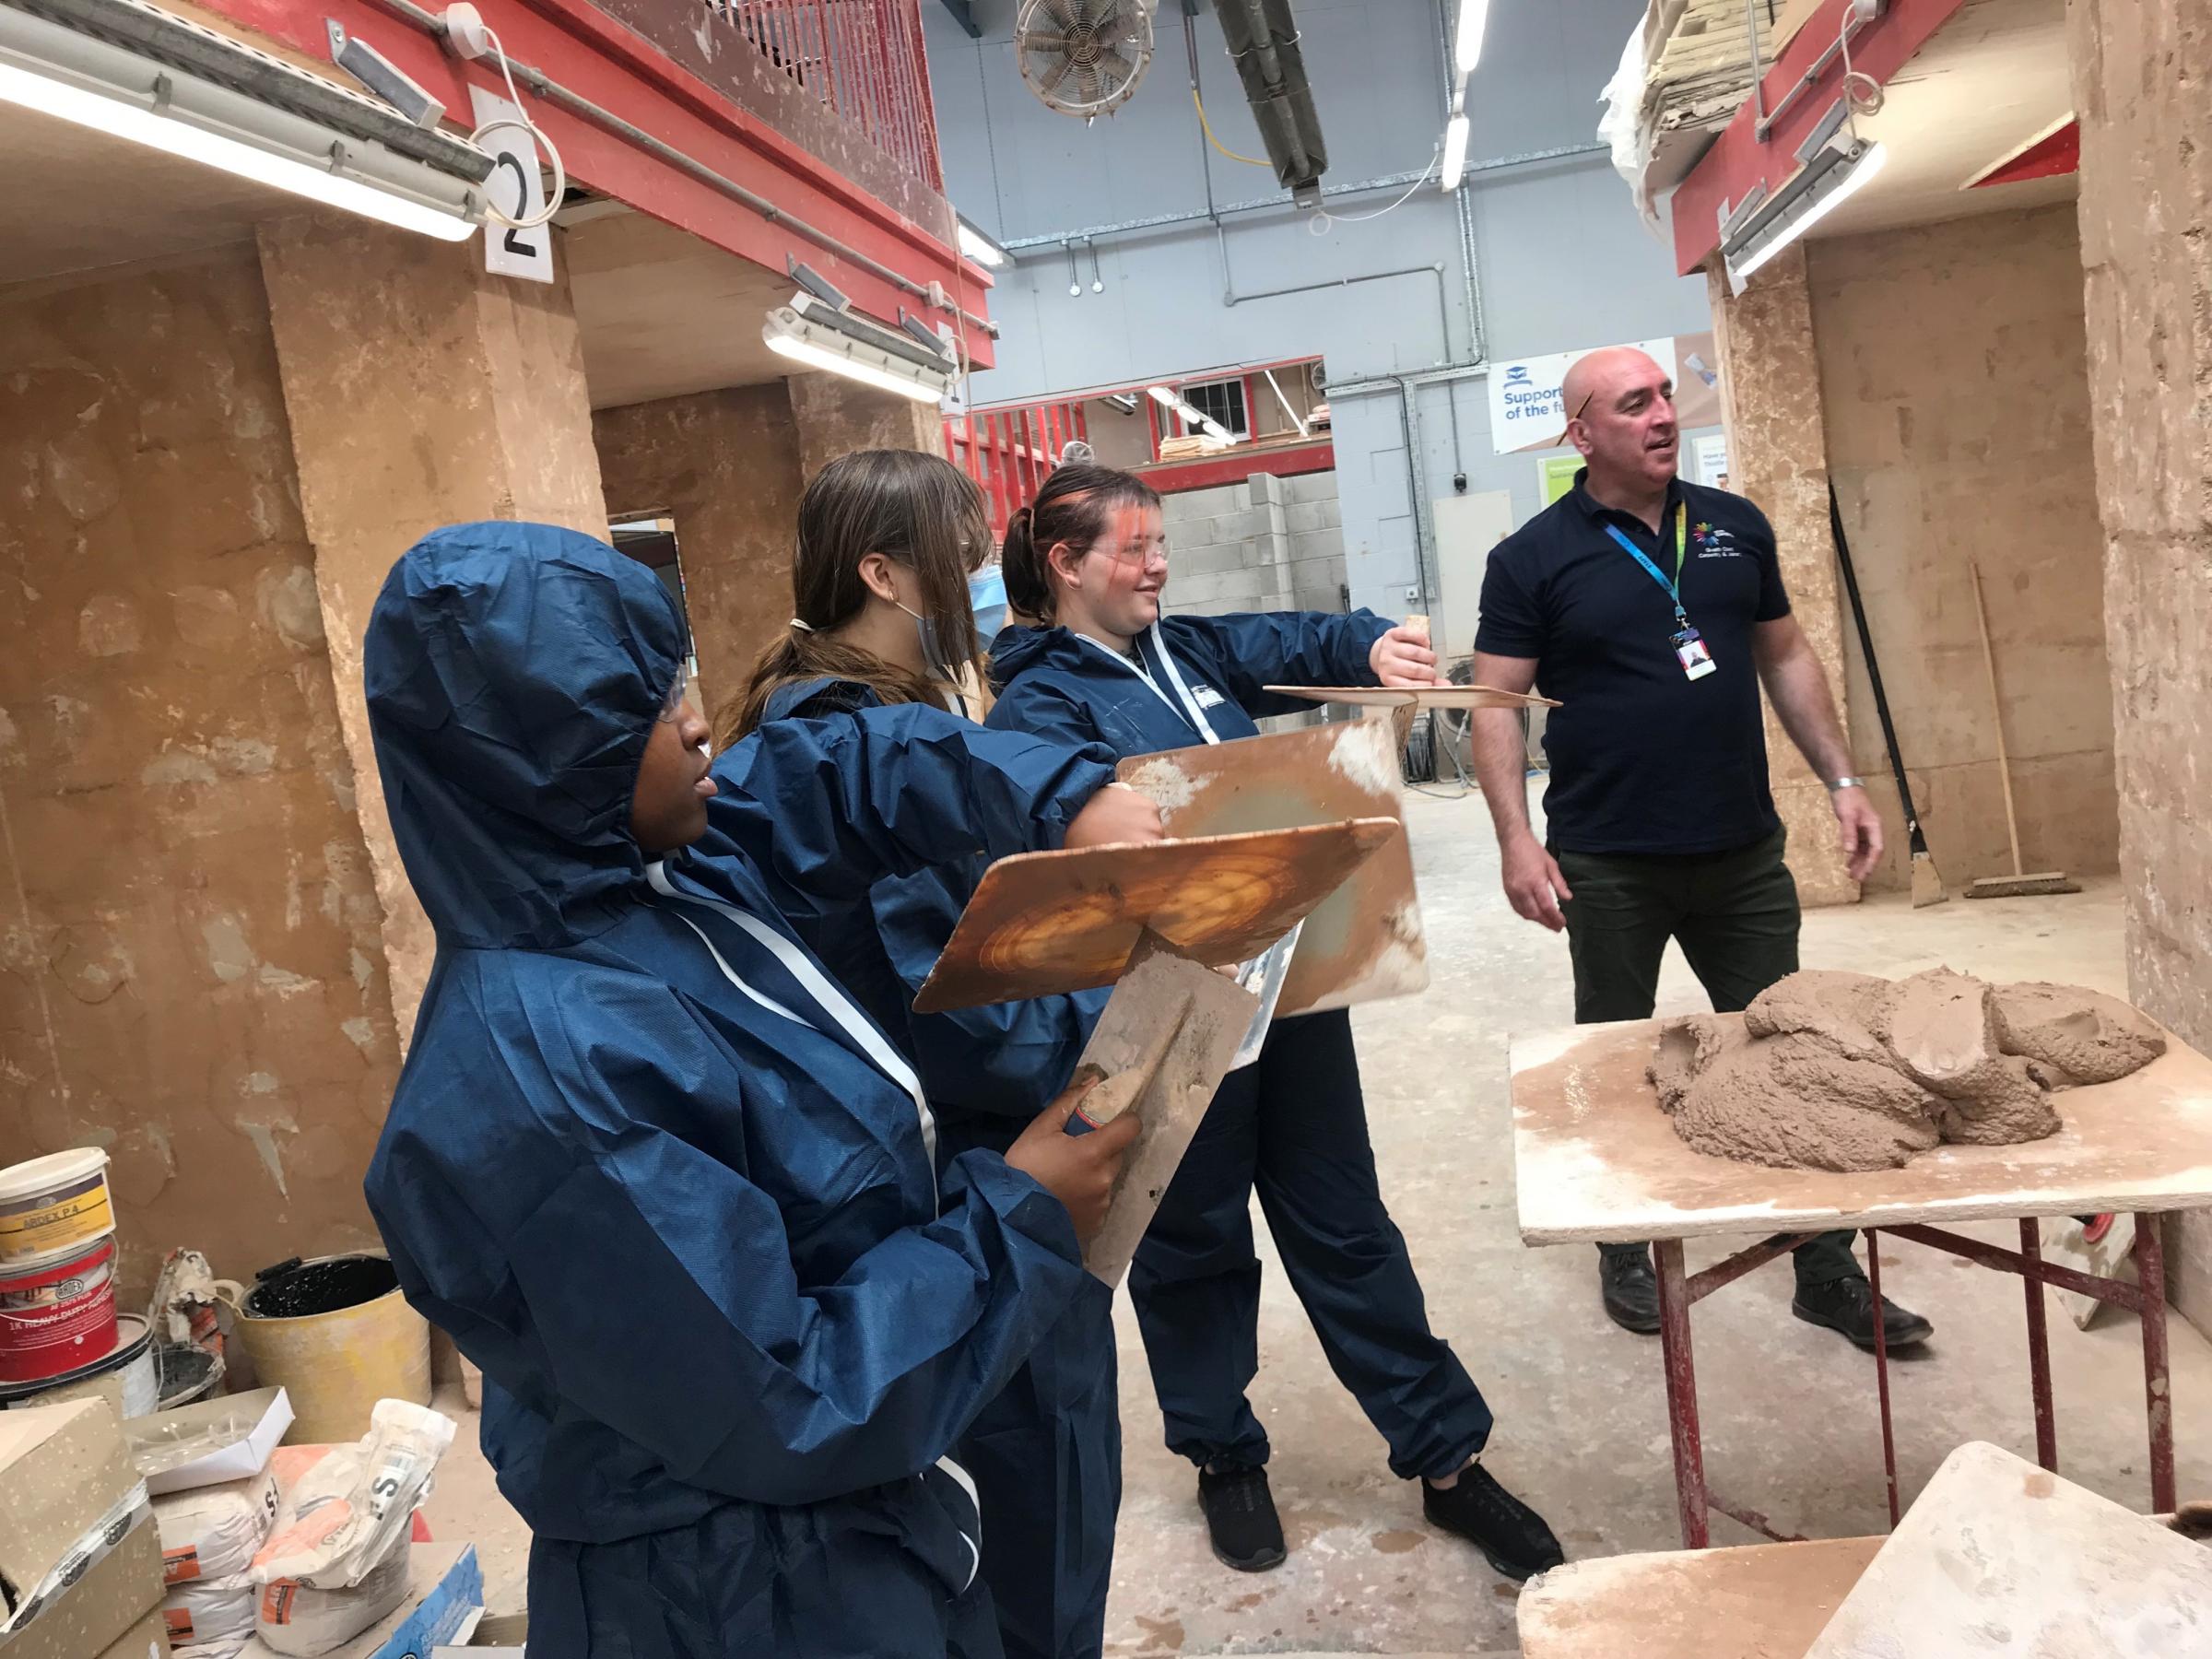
[1603,503,1689,626]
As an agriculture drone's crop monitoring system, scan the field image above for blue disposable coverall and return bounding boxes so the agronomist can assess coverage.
[986,616,1497,1481]
[747,677,1117,1659]
[360,522,1121,1658]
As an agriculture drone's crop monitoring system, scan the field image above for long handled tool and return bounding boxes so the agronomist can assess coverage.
[1964,560,2079,899]
[1829,483,1947,906]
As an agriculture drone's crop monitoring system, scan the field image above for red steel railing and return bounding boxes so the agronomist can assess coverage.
[945,404,1089,538]
[713,0,944,190]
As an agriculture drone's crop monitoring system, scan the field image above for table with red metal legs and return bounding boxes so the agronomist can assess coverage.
[1511,1015,2212,1551]
[1649,1216,2174,1549]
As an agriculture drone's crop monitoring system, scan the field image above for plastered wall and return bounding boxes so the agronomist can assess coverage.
[1808,205,2118,895]
[0,250,401,1284]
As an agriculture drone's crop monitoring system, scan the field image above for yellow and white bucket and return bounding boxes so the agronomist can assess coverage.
[0,1148,114,1270]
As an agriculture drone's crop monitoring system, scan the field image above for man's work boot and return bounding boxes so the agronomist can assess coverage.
[1423,1463,1567,1583]
[1793,1272,1935,1351]
[1197,1463,1286,1572]
[1598,1243,1662,1335]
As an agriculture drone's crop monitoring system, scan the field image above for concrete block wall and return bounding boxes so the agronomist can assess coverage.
[1161,471,1347,621]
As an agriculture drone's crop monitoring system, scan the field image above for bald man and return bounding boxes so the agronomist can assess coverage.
[1466,347,1932,1352]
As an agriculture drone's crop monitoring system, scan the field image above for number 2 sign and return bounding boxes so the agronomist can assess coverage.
[468,87,556,284]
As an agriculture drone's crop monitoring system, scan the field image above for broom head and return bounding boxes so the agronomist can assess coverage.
[1965,871,2082,899]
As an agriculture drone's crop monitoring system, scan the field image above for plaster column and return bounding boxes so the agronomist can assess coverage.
[258,213,608,1038]
[787,370,942,480]
[1706,244,1858,908]
[2069,0,2212,1325]
[594,386,806,728]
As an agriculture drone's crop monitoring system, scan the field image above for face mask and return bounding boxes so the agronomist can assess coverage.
[896,600,959,681]
[970,566,1008,644]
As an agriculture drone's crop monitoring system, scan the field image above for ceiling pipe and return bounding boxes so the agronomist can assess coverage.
[1207,0,1327,204]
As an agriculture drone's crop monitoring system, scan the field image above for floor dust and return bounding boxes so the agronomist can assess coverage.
[1370,1529,1426,1554]
[1650,969,2166,1171]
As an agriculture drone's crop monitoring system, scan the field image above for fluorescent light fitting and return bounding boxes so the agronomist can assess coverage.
[0,29,479,240]
[1725,139,1888,283]
[764,305,950,405]
[1453,0,1490,75]
[956,218,1009,267]
[1441,114,1471,192]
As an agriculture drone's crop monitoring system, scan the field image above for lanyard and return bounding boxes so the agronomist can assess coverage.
[644,862,936,1184]
[1073,627,1222,745]
[1603,502,1690,629]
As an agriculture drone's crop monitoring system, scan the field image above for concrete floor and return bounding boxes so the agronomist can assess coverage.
[423,787,2212,1654]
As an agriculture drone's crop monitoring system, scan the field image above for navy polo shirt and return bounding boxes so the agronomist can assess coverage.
[1475,471,1791,855]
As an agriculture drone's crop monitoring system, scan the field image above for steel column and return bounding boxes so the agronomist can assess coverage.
[1866,1230,1901,1526]
[1653,1240,1709,1549]
[2019,1218,2059,1473]
[2137,1213,2176,1514]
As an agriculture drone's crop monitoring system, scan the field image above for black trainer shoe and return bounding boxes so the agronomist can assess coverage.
[1793,1273,1935,1351]
[1598,1243,1662,1335]
[1197,1464,1286,1572]
[1423,1464,1567,1583]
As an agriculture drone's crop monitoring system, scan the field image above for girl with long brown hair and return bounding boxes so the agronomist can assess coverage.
[723,449,1145,1659]
[987,464,1565,1589]
[723,447,994,744]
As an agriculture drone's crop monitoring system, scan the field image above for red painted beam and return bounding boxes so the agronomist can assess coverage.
[1141,438,1336,496]
[194,0,994,362]
[1669,0,1971,276]
[1968,118,2079,189]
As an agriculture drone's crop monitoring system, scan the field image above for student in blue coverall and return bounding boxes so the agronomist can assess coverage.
[987,465,1566,1584]
[359,520,1157,1658]
[716,451,1120,1659]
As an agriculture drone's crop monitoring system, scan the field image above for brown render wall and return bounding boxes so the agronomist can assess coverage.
[0,250,400,1283]
[594,385,806,732]
[1808,205,2118,895]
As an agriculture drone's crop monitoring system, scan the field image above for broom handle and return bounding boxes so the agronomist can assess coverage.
[1969,561,2025,877]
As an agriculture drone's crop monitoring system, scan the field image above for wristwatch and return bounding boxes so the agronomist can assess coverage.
[1825,776,1866,791]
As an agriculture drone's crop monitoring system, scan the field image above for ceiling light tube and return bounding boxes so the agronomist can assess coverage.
[1453,0,1490,76]
[765,305,950,405]
[1441,112,1471,193]
[1725,139,1888,283]
[0,4,483,241]
[956,218,1009,268]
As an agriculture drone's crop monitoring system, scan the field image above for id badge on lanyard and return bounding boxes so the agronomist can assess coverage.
[1606,504,1716,681]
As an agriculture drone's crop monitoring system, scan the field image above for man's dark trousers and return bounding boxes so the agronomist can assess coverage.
[1552,829,1857,1284]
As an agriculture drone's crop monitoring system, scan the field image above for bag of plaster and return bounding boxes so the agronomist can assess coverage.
[252,1538,409,1657]
[161,1571,256,1654]
[155,1467,280,1588]
[246,1400,455,1657]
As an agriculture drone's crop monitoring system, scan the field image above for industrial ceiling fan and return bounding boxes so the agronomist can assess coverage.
[1014,0,1155,121]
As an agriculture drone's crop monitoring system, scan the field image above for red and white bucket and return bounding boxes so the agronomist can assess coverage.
[0,1235,120,1384]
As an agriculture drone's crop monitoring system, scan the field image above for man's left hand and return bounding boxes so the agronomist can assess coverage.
[1371,624,1440,688]
[1832,786,1883,884]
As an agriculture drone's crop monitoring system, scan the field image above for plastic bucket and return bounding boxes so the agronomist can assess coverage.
[0,1312,158,1418]
[0,1148,114,1269]
[237,1253,429,1443]
[0,1236,119,1383]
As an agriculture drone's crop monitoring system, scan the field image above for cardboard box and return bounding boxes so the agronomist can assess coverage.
[92,1610,164,1659]
[0,1511,162,1659]
[0,1400,140,1617]
[127,1388,292,1497]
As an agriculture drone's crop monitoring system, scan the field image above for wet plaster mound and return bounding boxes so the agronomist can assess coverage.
[1649,969,2167,1172]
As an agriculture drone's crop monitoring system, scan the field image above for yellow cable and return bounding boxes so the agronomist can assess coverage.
[1193,88,1271,168]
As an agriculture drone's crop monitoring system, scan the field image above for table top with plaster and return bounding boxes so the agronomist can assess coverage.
[1803,1441,2212,1657]
[1512,1016,2212,1244]
[1517,1535,1880,1659]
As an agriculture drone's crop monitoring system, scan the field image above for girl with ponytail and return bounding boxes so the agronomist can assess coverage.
[985,463,1565,1591]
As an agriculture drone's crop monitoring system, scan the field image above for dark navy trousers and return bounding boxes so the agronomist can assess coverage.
[1127,1009,1493,1480]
